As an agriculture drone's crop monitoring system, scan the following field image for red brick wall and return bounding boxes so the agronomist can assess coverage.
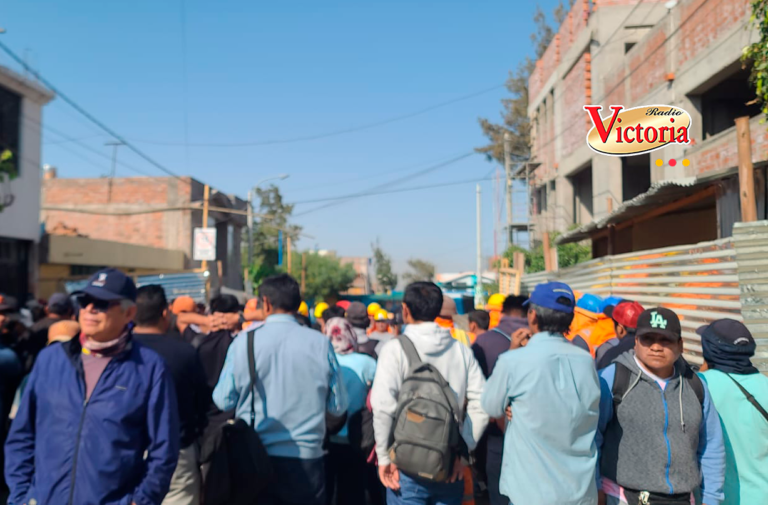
[678,0,749,69]
[562,52,591,158]
[628,27,667,103]
[688,117,768,176]
[42,177,194,253]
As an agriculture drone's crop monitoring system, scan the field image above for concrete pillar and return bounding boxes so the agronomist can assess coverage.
[592,155,622,219]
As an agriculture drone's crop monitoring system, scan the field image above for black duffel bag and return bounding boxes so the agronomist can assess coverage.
[200,329,272,505]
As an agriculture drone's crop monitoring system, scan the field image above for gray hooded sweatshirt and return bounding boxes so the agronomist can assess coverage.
[596,351,721,498]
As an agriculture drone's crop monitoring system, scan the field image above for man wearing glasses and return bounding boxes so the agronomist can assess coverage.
[5,268,180,505]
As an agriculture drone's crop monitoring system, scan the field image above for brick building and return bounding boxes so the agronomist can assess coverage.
[525,0,764,256]
[41,174,247,290]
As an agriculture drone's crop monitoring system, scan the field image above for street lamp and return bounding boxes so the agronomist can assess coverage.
[247,174,290,265]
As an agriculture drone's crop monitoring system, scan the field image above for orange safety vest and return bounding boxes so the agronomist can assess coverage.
[568,308,616,357]
[488,309,502,330]
[436,317,475,347]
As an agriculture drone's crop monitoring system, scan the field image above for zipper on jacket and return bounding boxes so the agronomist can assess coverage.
[659,385,674,495]
[67,360,114,505]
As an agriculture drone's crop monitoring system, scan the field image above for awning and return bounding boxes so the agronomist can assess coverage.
[556,177,715,244]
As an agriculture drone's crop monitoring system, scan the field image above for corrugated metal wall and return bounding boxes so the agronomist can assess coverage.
[66,271,209,303]
[733,222,768,373]
[520,238,741,365]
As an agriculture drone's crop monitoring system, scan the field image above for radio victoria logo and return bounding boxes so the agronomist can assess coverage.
[583,105,691,156]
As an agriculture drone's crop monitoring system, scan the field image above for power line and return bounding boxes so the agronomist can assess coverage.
[0,39,185,181]
[292,152,477,205]
[125,84,506,148]
[295,176,493,217]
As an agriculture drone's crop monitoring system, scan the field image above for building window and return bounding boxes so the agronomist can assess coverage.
[624,42,636,54]
[0,85,22,178]
[536,186,547,215]
[570,166,593,225]
[693,63,761,139]
[622,154,651,201]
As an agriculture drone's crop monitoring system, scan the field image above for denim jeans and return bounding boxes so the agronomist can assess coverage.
[386,472,464,505]
[260,456,325,505]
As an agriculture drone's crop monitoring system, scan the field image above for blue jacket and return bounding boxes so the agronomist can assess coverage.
[4,335,180,505]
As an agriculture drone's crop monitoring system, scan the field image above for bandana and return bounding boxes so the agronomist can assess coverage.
[324,317,358,355]
[80,327,130,358]
[701,329,759,375]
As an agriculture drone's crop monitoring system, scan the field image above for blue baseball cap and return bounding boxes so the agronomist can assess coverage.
[524,282,575,313]
[576,293,602,313]
[73,268,137,302]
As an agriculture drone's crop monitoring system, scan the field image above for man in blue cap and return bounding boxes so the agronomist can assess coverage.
[482,281,601,505]
[5,268,180,505]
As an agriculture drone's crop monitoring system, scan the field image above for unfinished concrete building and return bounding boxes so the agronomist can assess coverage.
[526,0,764,256]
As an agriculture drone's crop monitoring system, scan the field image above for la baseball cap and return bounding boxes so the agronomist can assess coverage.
[604,301,644,329]
[635,307,681,341]
[524,282,575,313]
[73,268,137,302]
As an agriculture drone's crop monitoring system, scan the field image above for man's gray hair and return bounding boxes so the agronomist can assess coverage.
[529,303,574,334]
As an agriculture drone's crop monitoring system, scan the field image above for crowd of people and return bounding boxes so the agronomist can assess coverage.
[0,267,766,505]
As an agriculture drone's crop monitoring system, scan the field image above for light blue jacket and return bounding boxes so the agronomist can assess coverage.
[213,314,348,459]
[331,352,376,444]
[482,331,600,505]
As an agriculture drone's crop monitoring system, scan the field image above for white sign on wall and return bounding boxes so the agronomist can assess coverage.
[193,228,217,261]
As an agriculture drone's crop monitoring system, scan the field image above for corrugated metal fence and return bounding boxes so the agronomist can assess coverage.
[520,238,742,366]
[66,271,209,303]
[733,222,768,373]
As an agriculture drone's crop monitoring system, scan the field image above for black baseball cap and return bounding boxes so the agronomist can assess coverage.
[346,302,369,328]
[73,268,137,302]
[635,307,681,341]
[695,319,755,347]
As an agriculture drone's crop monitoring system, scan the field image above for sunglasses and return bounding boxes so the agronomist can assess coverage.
[76,295,121,312]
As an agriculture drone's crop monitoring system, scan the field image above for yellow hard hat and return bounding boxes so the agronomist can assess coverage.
[298,301,309,317]
[374,309,390,322]
[367,302,382,316]
[314,302,329,319]
[486,293,506,311]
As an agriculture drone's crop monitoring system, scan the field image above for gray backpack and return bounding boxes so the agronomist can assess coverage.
[388,336,464,482]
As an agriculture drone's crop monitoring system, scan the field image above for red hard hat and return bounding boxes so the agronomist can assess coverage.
[606,301,644,329]
[336,300,351,310]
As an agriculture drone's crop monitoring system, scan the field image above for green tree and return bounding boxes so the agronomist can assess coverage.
[503,231,590,274]
[477,1,572,163]
[372,239,398,293]
[744,0,768,121]
[284,252,357,301]
[248,185,302,285]
[403,258,436,284]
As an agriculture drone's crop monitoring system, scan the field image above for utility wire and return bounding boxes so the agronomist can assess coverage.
[295,176,493,217]
[0,39,185,181]
[292,152,477,205]
[126,84,506,147]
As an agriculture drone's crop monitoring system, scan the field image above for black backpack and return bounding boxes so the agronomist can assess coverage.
[200,329,273,505]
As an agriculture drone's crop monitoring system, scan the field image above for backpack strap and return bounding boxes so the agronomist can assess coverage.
[246,328,262,428]
[682,364,704,406]
[491,328,511,341]
[398,335,422,367]
[724,373,768,423]
[611,362,633,410]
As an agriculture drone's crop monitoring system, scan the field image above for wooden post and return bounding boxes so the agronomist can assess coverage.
[301,252,307,293]
[286,235,292,274]
[513,251,525,274]
[606,197,613,214]
[217,260,223,281]
[543,232,552,272]
[735,116,757,222]
[201,184,210,271]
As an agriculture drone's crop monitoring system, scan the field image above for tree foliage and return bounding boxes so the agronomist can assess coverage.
[476,1,573,163]
[503,231,590,274]
[372,239,398,293]
[744,0,768,121]
[249,185,303,285]
[284,252,357,301]
[403,259,436,284]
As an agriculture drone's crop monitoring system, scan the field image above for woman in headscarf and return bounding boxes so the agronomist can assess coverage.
[323,317,377,505]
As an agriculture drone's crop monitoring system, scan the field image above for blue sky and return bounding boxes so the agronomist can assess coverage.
[1,0,559,274]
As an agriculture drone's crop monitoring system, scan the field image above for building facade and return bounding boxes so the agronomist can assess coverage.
[527,0,764,256]
[0,66,55,301]
[41,175,247,290]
